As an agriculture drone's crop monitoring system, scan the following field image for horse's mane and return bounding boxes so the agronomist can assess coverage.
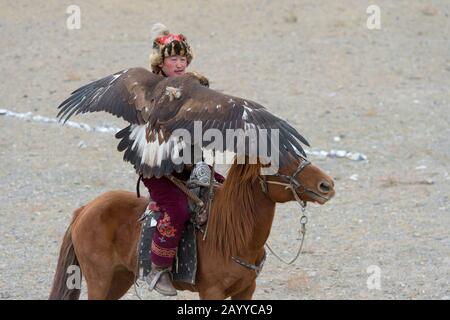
[205,162,261,259]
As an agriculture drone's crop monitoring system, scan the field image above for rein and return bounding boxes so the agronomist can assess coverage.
[232,158,313,273]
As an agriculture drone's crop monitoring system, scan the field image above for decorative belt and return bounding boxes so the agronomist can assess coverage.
[232,250,267,277]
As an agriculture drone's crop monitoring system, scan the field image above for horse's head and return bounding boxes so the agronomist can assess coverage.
[261,155,335,205]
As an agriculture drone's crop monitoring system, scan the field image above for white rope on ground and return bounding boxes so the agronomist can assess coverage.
[0,108,368,161]
[306,149,368,161]
[0,108,121,134]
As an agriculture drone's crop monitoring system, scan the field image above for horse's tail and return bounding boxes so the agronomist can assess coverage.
[49,206,84,300]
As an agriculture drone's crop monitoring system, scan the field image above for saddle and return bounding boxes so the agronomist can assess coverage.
[137,162,218,285]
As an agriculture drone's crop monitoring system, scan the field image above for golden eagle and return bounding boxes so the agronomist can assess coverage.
[57,68,309,177]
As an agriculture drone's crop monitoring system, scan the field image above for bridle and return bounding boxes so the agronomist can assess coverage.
[258,156,328,205]
[232,156,319,273]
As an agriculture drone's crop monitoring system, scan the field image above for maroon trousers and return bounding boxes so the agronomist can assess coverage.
[143,169,224,267]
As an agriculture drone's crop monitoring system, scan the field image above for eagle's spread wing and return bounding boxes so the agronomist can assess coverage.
[57,69,310,178]
[57,68,161,124]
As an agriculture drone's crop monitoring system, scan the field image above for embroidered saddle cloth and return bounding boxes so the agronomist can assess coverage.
[138,209,198,285]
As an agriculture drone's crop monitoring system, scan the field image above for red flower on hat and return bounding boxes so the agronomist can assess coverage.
[157,34,185,45]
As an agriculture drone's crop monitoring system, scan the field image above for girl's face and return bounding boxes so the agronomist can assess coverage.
[160,55,188,77]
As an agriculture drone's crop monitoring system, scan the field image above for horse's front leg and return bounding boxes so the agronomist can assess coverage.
[230,281,256,300]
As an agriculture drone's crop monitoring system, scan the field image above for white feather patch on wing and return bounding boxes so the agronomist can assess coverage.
[139,129,186,167]
[141,134,164,167]
[129,125,226,169]
[242,109,249,120]
[129,124,147,154]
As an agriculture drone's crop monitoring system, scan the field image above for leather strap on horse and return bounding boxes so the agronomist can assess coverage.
[265,213,307,265]
[202,150,216,241]
[136,174,143,198]
[256,159,310,266]
[166,175,205,208]
[232,250,267,276]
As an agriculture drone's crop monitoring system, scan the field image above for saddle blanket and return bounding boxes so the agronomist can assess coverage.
[138,210,198,285]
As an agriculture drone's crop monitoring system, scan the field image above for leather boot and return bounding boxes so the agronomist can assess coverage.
[145,263,177,296]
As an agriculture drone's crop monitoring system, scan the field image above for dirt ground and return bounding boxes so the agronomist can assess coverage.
[0,0,449,300]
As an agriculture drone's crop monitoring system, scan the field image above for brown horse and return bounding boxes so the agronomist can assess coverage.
[49,156,335,300]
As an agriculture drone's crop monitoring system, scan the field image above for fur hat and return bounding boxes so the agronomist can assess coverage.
[149,23,194,74]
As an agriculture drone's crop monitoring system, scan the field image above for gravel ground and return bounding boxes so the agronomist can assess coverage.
[0,0,449,300]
